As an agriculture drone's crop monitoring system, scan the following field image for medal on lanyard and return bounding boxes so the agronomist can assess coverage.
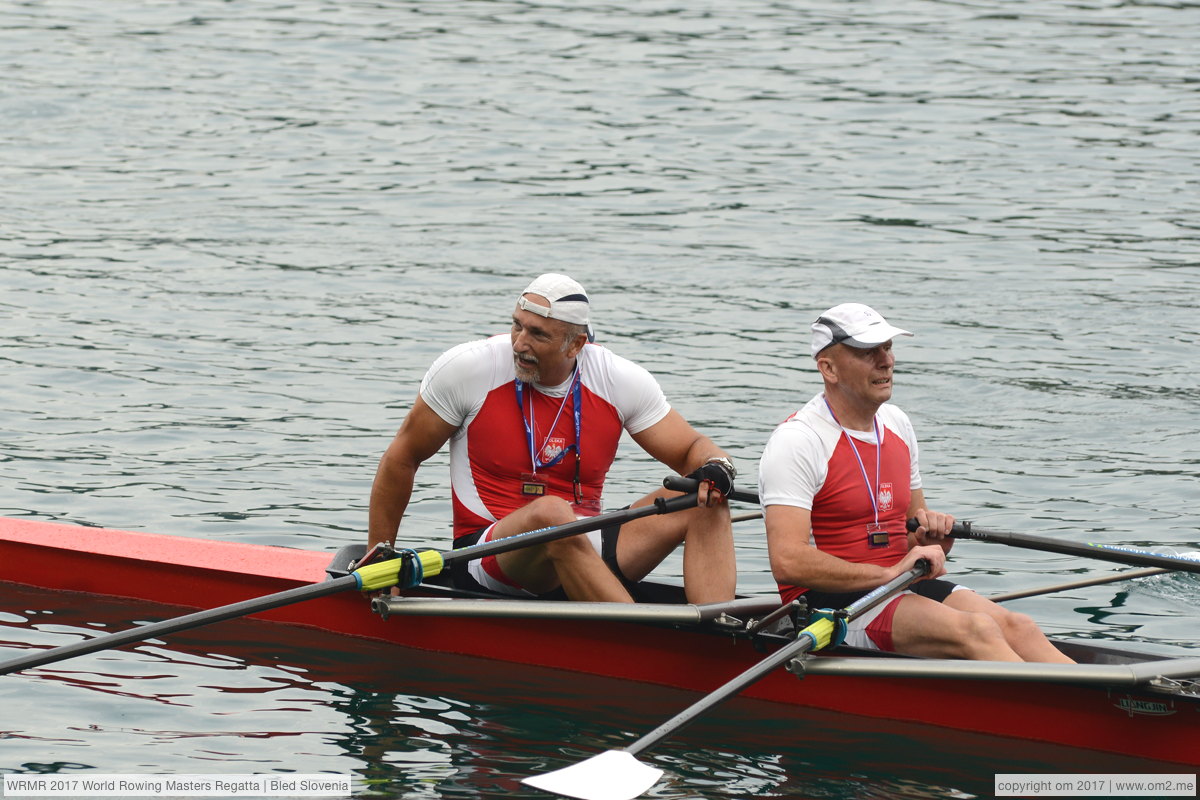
[824,398,889,548]
[516,370,582,501]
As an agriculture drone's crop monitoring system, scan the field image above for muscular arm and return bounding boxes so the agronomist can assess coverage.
[367,394,458,547]
[765,504,946,591]
[630,408,731,505]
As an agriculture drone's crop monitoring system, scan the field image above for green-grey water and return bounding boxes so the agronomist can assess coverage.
[3,1,1198,797]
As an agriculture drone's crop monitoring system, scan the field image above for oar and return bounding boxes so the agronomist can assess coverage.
[989,567,1169,602]
[523,560,932,800]
[662,474,757,505]
[0,491,701,677]
[670,476,1199,576]
[915,520,1200,575]
[677,473,1199,575]
[662,476,759,523]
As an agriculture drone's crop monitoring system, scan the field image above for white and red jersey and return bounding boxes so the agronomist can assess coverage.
[420,334,671,539]
[758,393,922,604]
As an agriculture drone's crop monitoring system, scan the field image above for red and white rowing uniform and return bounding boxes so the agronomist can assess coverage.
[758,393,928,650]
[420,334,670,593]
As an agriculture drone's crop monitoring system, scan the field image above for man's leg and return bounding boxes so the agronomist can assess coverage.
[615,488,736,605]
[943,590,1075,663]
[890,593,1025,661]
[490,496,635,602]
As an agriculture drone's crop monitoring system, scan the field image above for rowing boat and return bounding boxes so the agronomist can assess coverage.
[1,516,1197,768]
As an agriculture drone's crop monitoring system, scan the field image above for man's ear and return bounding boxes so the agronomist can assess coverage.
[564,333,588,359]
[815,352,838,383]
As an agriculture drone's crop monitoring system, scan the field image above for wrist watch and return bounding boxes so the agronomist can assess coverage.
[704,456,736,479]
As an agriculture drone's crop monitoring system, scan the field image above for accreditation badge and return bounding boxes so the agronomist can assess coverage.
[520,473,547,497]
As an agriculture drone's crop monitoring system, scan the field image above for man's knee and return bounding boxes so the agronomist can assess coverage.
[998,609,1045,641]
[543,530,595,558]
[521,495,576,530]
[947,611,1010,658]
[681,499,732,534]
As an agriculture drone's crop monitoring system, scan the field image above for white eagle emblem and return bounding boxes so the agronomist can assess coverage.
[878,483,894,512]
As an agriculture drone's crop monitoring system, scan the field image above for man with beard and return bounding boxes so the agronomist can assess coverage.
[368,273,737,603]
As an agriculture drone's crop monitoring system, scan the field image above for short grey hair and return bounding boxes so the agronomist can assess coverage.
[559,321,589,352]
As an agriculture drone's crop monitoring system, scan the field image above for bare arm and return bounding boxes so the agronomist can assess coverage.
[630,408,731,506]
[367,394,458,547]
[765,504,946,591]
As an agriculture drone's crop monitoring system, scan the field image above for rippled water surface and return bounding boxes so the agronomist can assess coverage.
[3,1,1198,797]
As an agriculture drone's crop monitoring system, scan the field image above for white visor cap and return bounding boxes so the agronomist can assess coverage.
[811,302,913,357]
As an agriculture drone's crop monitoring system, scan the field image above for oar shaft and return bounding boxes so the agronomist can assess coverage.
[672,480,1194,575]
[947,522,1200,574]
[671,482,1194,576]
[624,561,929,758]
[0,575,358,676]
[989,567,1169,603]
[625,628,811,758]
[440,493,699,567]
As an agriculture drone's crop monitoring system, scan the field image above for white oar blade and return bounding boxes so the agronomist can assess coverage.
[522,750,663,800]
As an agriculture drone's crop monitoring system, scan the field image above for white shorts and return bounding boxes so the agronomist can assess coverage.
[842,584,971,651]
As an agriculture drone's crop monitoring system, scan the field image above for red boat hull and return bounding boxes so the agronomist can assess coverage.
[1,517,1196,767]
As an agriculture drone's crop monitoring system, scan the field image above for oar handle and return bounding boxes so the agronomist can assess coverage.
[905,517,972,537]
[662,475,759,505]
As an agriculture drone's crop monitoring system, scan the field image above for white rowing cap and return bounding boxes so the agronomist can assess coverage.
[810,302,912,357]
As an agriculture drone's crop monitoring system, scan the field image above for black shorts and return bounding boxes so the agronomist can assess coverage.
[802,578,959,612]
[450,516,634,599]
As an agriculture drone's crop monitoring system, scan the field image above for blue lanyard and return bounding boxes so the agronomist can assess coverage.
[823,397,882,525]
[515,369,582,471]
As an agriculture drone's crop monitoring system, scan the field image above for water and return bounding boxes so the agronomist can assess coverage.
[2,0,1198,797]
